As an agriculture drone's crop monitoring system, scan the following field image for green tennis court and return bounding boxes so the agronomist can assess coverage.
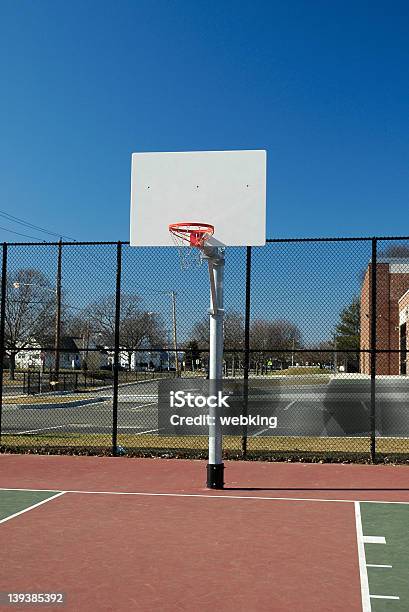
[0,490,60,522]
[361,502,409,610]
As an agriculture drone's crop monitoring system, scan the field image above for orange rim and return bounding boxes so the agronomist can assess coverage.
[169,222,214,247]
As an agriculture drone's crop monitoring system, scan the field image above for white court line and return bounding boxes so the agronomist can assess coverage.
[252,428,271,437]
[354,501,371,612]
[1,488,409,506]
[367,564,392,568]
[10,425,77,435]
[0,486,403,605]
[11,424,160,434]
[0,491,65,525]
[130,403,157,411]
[57,425,160,435]
[65,423,106,429]
[119,396,158,401]
[363,536,386,544]
[78,399,111,407]
[117,427,158,432]
[132,428,159,435]
[68,423,98,427]
[283,400,297,411]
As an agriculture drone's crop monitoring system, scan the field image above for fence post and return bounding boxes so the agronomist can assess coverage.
[370,238,377,462]
[0,243,7,445]
[112,242,122,456]
[242,246,252,457]
[54,240,62,382]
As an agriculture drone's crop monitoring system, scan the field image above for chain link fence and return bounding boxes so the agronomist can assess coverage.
[0,236,408,462]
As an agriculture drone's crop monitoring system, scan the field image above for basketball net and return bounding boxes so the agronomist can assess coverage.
[169,223,214,270]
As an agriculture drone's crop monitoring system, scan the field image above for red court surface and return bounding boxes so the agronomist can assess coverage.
[1,454,409,611]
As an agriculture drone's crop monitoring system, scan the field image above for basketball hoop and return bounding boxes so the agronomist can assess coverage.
[169,222,214,269]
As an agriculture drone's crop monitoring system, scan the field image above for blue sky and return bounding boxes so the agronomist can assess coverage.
[0,0,408,243]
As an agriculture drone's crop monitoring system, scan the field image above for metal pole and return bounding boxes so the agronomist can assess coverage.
[171,291,180,377]
[54,240,62,382]
[242,246,252,457]
[370,238,377,462]
[206,248,225,488]
[112,242,122,456]
[0,244,8,444]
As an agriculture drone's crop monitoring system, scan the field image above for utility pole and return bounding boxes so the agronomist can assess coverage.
[82,321,91,367]
[291,337,295,367]
[54,240,62,382]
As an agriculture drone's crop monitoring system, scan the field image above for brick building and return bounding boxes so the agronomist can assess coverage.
[399,290,409,375]
[360,258,409,375]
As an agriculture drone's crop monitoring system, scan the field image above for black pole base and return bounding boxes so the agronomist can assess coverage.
[206,463,224,489]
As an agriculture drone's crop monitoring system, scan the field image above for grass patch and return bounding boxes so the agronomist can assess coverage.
[269,368,328,376]
[1,433,111,447]
[245,376,331,386]
[4,394,95,405]
[2,433,409,460]
[0,433,378,453]
[116,434,371,453]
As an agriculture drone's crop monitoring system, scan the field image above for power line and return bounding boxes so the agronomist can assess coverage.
[0,224,47,242]
[0,209,76,241]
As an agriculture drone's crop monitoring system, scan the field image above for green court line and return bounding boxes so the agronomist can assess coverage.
[0,490,62,522]
[361,502,409,611]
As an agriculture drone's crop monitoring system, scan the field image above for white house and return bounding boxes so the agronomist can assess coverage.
[106,347,184,371]
[14,337,109,371]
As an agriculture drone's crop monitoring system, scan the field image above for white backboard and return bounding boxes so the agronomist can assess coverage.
[130,150,266,246]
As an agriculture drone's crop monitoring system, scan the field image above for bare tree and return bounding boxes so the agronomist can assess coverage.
[189,311,245,375]
[379,243,409,258]
[250,318,302,371]
[64,313,90,341]
[224,312,244,375]
[5,269,56,379]
[302,340,334,368]
[81,293,166,370]
[121,311,166,368]
[190,316,209,349]
[185,340,201,371]
[190,311,244,346]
